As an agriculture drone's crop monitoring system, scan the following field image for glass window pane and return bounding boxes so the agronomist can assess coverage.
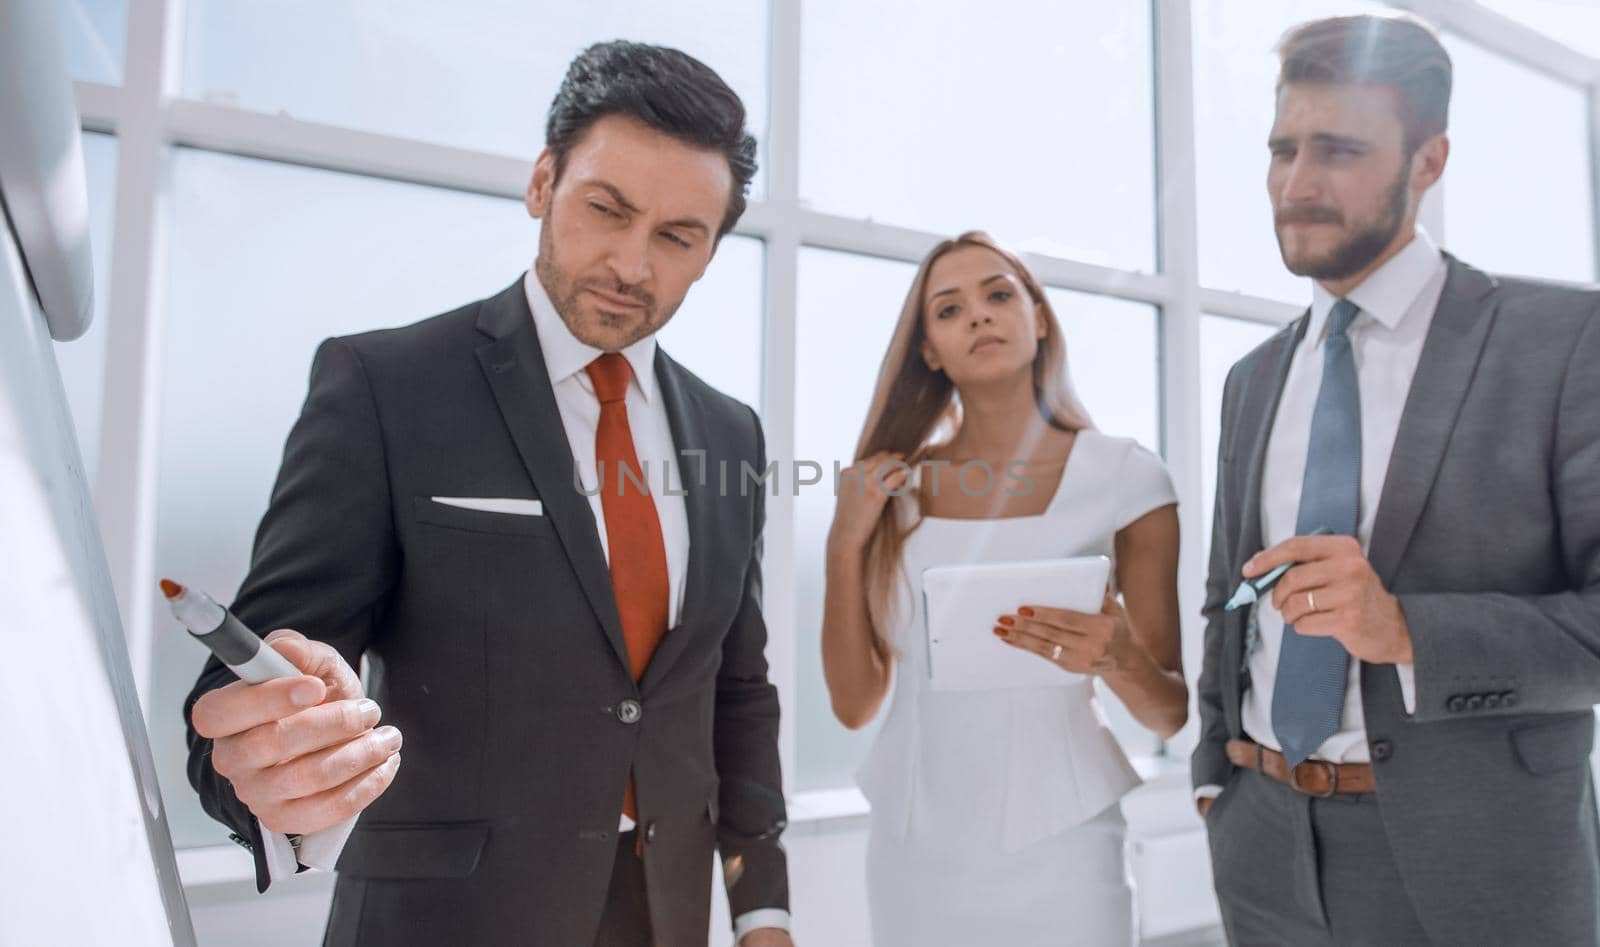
[1475,0,1600,59]
[1440,35,1596,282]
[181,0,769,179]
[801,1,1156,272]
[151,151,760,847]
[1192,0,1391,302]
[59,0,126,84]
[792,250,1166,789]
[793,249,913,790]
[657,238,764,411]
[1046,288,1159,453]
[1199,315,1281,556]
[53,132,118,484]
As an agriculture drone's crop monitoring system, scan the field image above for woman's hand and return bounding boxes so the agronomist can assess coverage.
[993,586,1136,675]
[828,451,910,552]
[822,451,906,728]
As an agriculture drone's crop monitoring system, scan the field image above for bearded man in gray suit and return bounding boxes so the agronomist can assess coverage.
[1195,13,1600,945]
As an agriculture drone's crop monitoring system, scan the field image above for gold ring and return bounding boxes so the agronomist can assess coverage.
[1307,591,1317,613]
[1051,644,1063,662]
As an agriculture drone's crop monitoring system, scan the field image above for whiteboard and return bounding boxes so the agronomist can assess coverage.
[0,0,195,943]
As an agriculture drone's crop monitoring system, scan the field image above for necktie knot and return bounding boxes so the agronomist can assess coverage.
[586,353,633,405]
[1327,298,1359,340]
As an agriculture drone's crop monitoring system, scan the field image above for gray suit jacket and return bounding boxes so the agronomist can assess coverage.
[184,279,788,946]
[1195,254,1600,943]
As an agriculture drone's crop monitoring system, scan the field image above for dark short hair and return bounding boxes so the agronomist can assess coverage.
[1278,14,1452,154]
[545,40,758,239]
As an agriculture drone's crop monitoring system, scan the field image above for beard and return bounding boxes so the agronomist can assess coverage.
[1276,164,1410,282]
[533,212,670,349]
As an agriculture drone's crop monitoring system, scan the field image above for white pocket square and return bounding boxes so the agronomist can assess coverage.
[430,496,544,516]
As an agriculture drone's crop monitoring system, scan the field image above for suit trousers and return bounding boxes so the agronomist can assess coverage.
[1206,768,1431,946]
[593,831,653,947]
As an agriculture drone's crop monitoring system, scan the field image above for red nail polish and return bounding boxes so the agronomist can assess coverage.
[993,627,1007,638]
[998,615,1015,627]
[1018,607,1035,618]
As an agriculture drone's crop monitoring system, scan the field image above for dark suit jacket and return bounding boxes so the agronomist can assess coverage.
[1195,254,1600,943]
[184,279,789,946]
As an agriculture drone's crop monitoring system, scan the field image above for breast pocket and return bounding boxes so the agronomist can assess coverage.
[413,497,558,539]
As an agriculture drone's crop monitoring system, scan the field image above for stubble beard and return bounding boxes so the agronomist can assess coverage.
[534,215,666,350]
[1278,166,1410,282]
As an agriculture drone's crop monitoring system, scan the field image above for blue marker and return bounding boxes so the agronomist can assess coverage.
[1224,526,1337,611]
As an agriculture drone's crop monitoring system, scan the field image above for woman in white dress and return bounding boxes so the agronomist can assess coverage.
[821,231,1188,946]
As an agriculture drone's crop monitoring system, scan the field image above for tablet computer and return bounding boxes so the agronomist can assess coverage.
[921,555,1111,692]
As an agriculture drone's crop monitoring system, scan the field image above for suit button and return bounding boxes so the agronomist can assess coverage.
[617,699,642,724]
[1501,691,1518,709]
[1446,695,1466,713]
[1465,695,1484,712]
[645,822,657,843]
[1483,693,1501,710]
[1371,739,1393,762]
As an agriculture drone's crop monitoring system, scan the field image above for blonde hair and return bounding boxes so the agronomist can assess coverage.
[852,231,1094,657]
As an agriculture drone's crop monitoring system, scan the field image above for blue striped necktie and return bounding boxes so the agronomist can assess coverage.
[1271,298,1361,767]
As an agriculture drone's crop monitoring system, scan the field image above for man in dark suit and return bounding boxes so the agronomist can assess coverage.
[184,41,793,946]
[1196,14,1600,945]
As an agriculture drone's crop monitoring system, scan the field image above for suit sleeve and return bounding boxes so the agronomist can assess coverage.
[182,337,400,891]
[713,405,790,920]
[1193,362,1244,791]
[1401,310,1600,722]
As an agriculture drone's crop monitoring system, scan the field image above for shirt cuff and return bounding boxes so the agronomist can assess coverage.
[262,815,359,883]
[1194,784,1224,803]
[261,824,301,883]
[1396,662,1417,715]
[297,815,358,871]
[733,908,791,941]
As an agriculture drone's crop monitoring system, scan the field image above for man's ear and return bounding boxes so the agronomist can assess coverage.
[1410,133,1449,195]
[526,149,557,219]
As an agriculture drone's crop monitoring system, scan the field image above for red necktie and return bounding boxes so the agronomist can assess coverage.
[585,353,670,822]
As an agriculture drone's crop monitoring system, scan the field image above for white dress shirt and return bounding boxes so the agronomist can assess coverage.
[266,270,786,940]
[1200,230,1445,802]
[523,269,691,628]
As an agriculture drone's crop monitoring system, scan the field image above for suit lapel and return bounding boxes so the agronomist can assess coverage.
[473,281,631,674]
[1367,256,1499,584]
[639,349,722,694]
[1236,316,1308,566]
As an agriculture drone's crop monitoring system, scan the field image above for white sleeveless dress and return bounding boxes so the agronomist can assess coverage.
[856,430,1178,946]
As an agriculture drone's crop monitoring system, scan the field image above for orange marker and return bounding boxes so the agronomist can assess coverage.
[161,579,299,683]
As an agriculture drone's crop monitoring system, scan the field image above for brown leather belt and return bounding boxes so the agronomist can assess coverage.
[1226,739,1377,797]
